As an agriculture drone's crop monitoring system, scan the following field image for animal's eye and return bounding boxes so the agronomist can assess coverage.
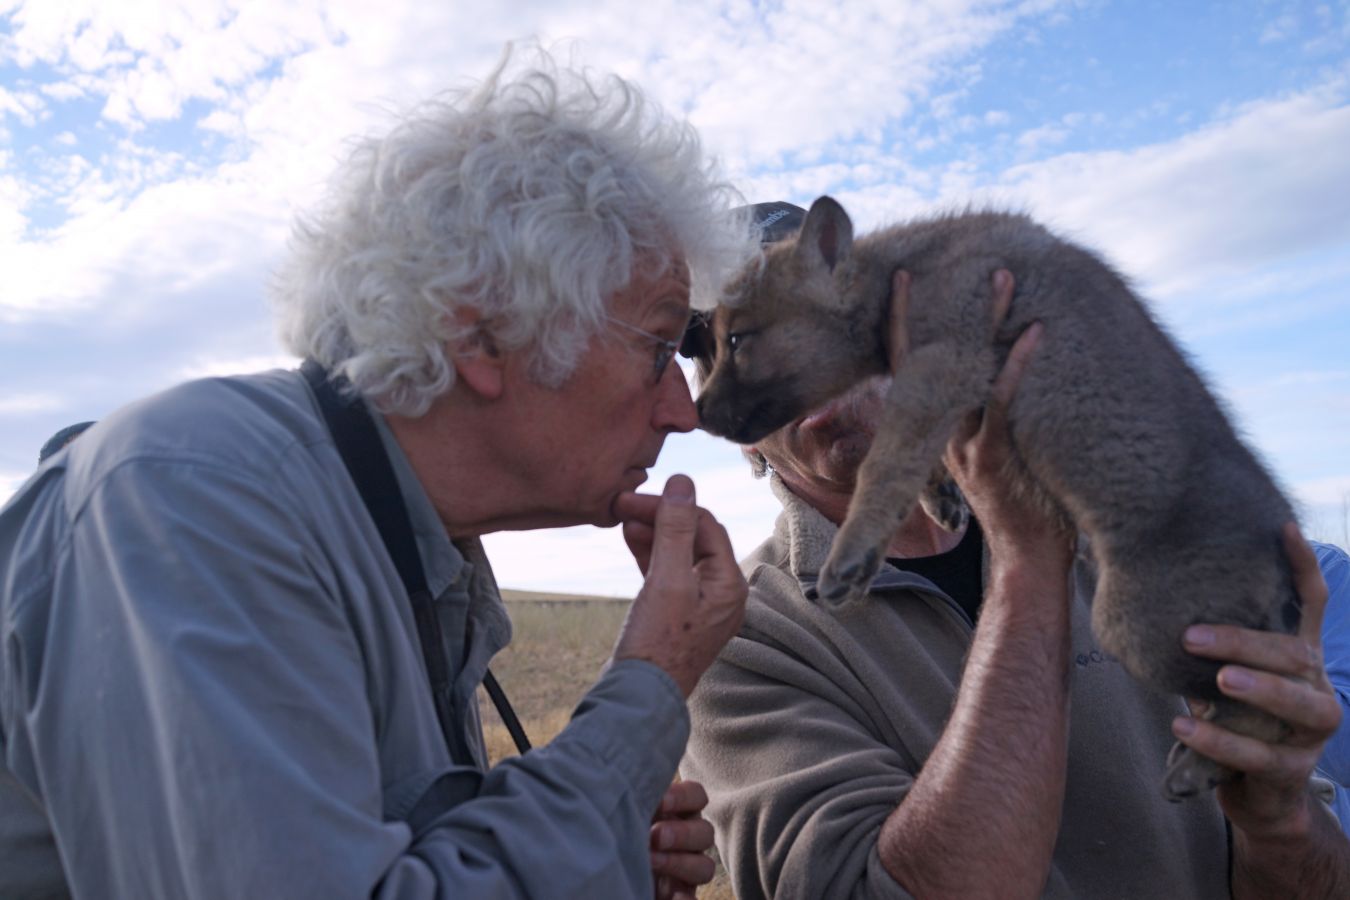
[728,332,749,353]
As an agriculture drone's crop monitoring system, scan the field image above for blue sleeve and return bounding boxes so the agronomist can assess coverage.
[15,459,686,899]
[1315,541,1350,786]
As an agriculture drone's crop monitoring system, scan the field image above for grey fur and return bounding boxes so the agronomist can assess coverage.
[696,195,1300,800]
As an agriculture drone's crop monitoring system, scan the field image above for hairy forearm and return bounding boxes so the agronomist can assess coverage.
[1233,797,1350,899]
[878,564,1072,898]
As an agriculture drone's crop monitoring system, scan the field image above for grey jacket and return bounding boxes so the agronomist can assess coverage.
[681,475,1230,900]
[0,369,686,899]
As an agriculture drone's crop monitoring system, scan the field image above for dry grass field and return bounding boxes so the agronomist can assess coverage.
[479,590,735,899]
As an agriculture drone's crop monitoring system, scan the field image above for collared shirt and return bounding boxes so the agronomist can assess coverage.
[1314,540,1350,828]
[0,368,688,899]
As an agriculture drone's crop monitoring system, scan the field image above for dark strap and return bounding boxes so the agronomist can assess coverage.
[301,360,531,757]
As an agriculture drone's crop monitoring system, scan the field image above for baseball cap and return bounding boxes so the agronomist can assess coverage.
[741,201,807,244]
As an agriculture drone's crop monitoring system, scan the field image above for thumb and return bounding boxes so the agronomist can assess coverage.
[647,475,698,582]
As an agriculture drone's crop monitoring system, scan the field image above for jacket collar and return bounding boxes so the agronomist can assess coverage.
[766,473,951,597]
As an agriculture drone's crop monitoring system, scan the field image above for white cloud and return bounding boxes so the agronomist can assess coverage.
[1267,370,1350,389]
[1260,12,1299,44]
[0,166,288,320]
[178,352,297,380]
[1014,121,1070,155]
[1298,477,1350,547]
[0,153,31,244]
[0,470,35,505]
[0,83,43,124]
[989,83,1350,299]
[0,392,66,415]
[1,0,1346,593]
[1298,475,1350,509]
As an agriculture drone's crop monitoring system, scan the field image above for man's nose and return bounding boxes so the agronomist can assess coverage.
[655,363,699,433]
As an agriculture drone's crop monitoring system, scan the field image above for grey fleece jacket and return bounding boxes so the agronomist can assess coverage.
[681,475,1231,900]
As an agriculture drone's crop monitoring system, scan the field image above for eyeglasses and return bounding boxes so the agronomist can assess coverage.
[603,315,681,385]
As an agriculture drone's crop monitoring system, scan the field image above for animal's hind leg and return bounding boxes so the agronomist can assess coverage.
[817,341,995,604]
[1162,699,1290,801]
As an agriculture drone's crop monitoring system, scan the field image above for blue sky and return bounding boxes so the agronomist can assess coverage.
[3,0,1348,595]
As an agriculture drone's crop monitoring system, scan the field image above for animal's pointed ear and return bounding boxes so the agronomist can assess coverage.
[794,196,854,275]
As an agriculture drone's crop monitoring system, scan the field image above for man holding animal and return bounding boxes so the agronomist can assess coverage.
[0,53,751,899]
[679,201,1350,897]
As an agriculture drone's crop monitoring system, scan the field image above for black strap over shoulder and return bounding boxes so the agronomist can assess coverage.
[301,360,531,758]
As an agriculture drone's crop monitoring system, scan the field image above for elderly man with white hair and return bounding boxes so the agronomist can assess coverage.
[0,52,754,899]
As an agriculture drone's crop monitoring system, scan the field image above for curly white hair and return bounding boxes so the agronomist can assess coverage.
[273,46,756,416]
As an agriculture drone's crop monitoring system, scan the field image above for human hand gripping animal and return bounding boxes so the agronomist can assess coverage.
[695,195,1317,801]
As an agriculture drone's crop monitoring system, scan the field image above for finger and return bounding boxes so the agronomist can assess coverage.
[987,321,1043,416]
[1172,714,1318,783]
[1284,522,1330,640]
[1213,665,1342,743]
[652,873,703,900]
[645,475,699,583]
[657,779,710,817]
[649,850,717,887]
[944,408,983,469]
[613,491,662,527]
[989,268,1014,331]
[1182,623,1324,684]
[651,817,716,854]
[623,519,656,575]
[886,270,911,373]
[691,514,748,615]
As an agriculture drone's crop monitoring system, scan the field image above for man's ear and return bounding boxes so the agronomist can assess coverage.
[447,307,506,400]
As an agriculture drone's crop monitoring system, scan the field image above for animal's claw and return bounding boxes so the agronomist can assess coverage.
[919,477,968,534]
[1162,742,1230,803]
[817,544,882,607]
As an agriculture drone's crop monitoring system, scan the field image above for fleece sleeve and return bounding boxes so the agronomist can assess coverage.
[681,604,920,900]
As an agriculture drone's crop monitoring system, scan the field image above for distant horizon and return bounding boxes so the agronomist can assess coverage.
[4,1,1348,596]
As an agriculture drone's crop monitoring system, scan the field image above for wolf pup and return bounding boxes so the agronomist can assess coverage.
[695,195,1300,801]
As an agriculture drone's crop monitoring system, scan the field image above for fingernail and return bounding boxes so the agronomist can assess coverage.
[1173,717,1196,737]
[665,477,694,505]
[658,826,676,850]
[1221,668,1255,692]
[994,269,1011,292]
[1184,625,1214,647]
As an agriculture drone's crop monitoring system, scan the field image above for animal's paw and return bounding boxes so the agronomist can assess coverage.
[1161,741,1231,802]
[817,544,883,607]
[919,477,968,533]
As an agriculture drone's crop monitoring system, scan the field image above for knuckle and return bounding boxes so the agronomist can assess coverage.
[1309,697,1342,736]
